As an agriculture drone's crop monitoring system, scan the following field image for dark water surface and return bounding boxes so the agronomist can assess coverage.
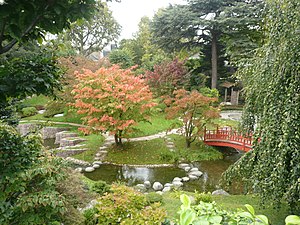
[84,148,242,193]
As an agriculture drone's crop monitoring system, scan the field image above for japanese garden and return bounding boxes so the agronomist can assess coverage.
[0,0,300,224]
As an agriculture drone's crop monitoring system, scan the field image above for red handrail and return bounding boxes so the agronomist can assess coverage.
[204,127,253,152]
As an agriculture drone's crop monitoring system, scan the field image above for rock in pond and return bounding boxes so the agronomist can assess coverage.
[178,163,190,169]
[75,167,83,173]
[212,189,230,196]
[136,184,147,192]
[188,175,199,180]
[182,177,190,182]
[190,167,199,172]
[92,164,100,169]
[153,182,163,191]
[85,167,95,172]
[184,167,191,172]
[188,170,203,177]
[144,181,151,189]
[93,161,102,165]
[162,186,172,192]
[172,181,184,188]
[173,177,182,182]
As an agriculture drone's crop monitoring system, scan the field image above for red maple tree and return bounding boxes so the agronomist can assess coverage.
[164,89,219,148]
[72,65,156,146]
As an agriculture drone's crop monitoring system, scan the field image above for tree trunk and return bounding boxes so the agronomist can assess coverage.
[186,138,191,148]
[114,134,122,146]
[211,32,218,89]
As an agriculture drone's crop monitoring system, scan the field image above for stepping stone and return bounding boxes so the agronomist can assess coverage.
[93,164,100,169]
[144,181,151,189]
[99,146,108,150]
[85,167,95,172]
[75,167,83,173]
[184,167,191,172]
[178,163,190,169]
[182,177,190,182]
[164,183,173,187]
[153,182,163,191]
[94,157,101,160]
[173,177,182,182]
[172,181,184,187]
[93,161,102,165]
[190,167,199,172]
[188,175,199,180]
[162,186,171,192]
[188,171,203,177]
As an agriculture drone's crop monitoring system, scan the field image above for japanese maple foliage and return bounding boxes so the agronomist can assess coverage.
[164,89,219,148]
[145,58,189,97]
[72,65,156,145]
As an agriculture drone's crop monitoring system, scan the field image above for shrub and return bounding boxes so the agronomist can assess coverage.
[21,106,37,117]
[159,151,178,163]
[83,207,98,225]
[44,101,65,118]
[94,184,166,224]
[90,180,111,195]
[194,191,213,204]
[146,192,163,204]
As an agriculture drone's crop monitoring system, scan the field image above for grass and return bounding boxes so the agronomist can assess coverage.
[211,118,240,129]
[169,134,223,161]
[20,95,50,108]
[22,110,83,124]
[72,134,105,162]
[162,192,289,225]
[128,112,179,138]
[105,138,172,165]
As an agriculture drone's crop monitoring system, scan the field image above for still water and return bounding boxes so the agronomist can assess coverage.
[84,149,242,193]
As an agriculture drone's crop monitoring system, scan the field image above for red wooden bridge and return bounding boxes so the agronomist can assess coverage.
[203,127,253,152]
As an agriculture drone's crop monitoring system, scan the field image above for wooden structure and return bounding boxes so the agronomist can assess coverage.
[203,127,253,152]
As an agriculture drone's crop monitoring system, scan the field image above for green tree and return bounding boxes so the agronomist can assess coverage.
[223,0,300,212]
[108,49,134,69]
[60,1,121,56]
[151,0,264,89]
[0,0,99,55]
[119,16,170,72]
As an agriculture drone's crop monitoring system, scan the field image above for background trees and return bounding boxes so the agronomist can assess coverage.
[0,0,97,55]
[223,0,300,212]
[72,66,156,146]
[60,1,121,56]
[151,0,264,89]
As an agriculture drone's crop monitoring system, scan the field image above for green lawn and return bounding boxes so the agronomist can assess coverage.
[105,138,172,165]
[128,112,179,138]
[72,134,105,162]
[169,134,223,161]
[20,95,50,107]
[162,192,289,225]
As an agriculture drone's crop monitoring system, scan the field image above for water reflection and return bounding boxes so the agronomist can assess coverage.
[84,149,243,193]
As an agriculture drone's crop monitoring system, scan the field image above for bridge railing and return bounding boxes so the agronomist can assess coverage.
[203,127,253,151]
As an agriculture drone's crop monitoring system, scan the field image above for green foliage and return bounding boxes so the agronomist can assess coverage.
[285,215,300,225]
[0,44,63,105]
[0,0,97,54]
[146,192,163,204]
[93,184,167,224]
[0,124,66,224]
[194,192,213,204]
[159,151,179,164]
[223,0,300,212]
[108,49,134,69]
[83,207,98,225]
[90,180,111,196]
[59,1,120,56]
[21,106,37,117]
[44,101,65,118]
[178,194,269,225]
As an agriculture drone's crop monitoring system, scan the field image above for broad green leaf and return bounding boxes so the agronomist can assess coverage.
[256,215,269,225]
[285,215,300,225]
[180,209,196,225]
[245,204,255,216]
[208,215,223,224]
[180,194,191,208]
[238,212,253,219]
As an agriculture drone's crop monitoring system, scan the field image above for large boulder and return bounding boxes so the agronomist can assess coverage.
[152,182,163,191]
[212,189,230,196]
[144,181,151,189]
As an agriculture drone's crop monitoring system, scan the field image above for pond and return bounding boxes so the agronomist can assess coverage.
[84,148,242,193]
